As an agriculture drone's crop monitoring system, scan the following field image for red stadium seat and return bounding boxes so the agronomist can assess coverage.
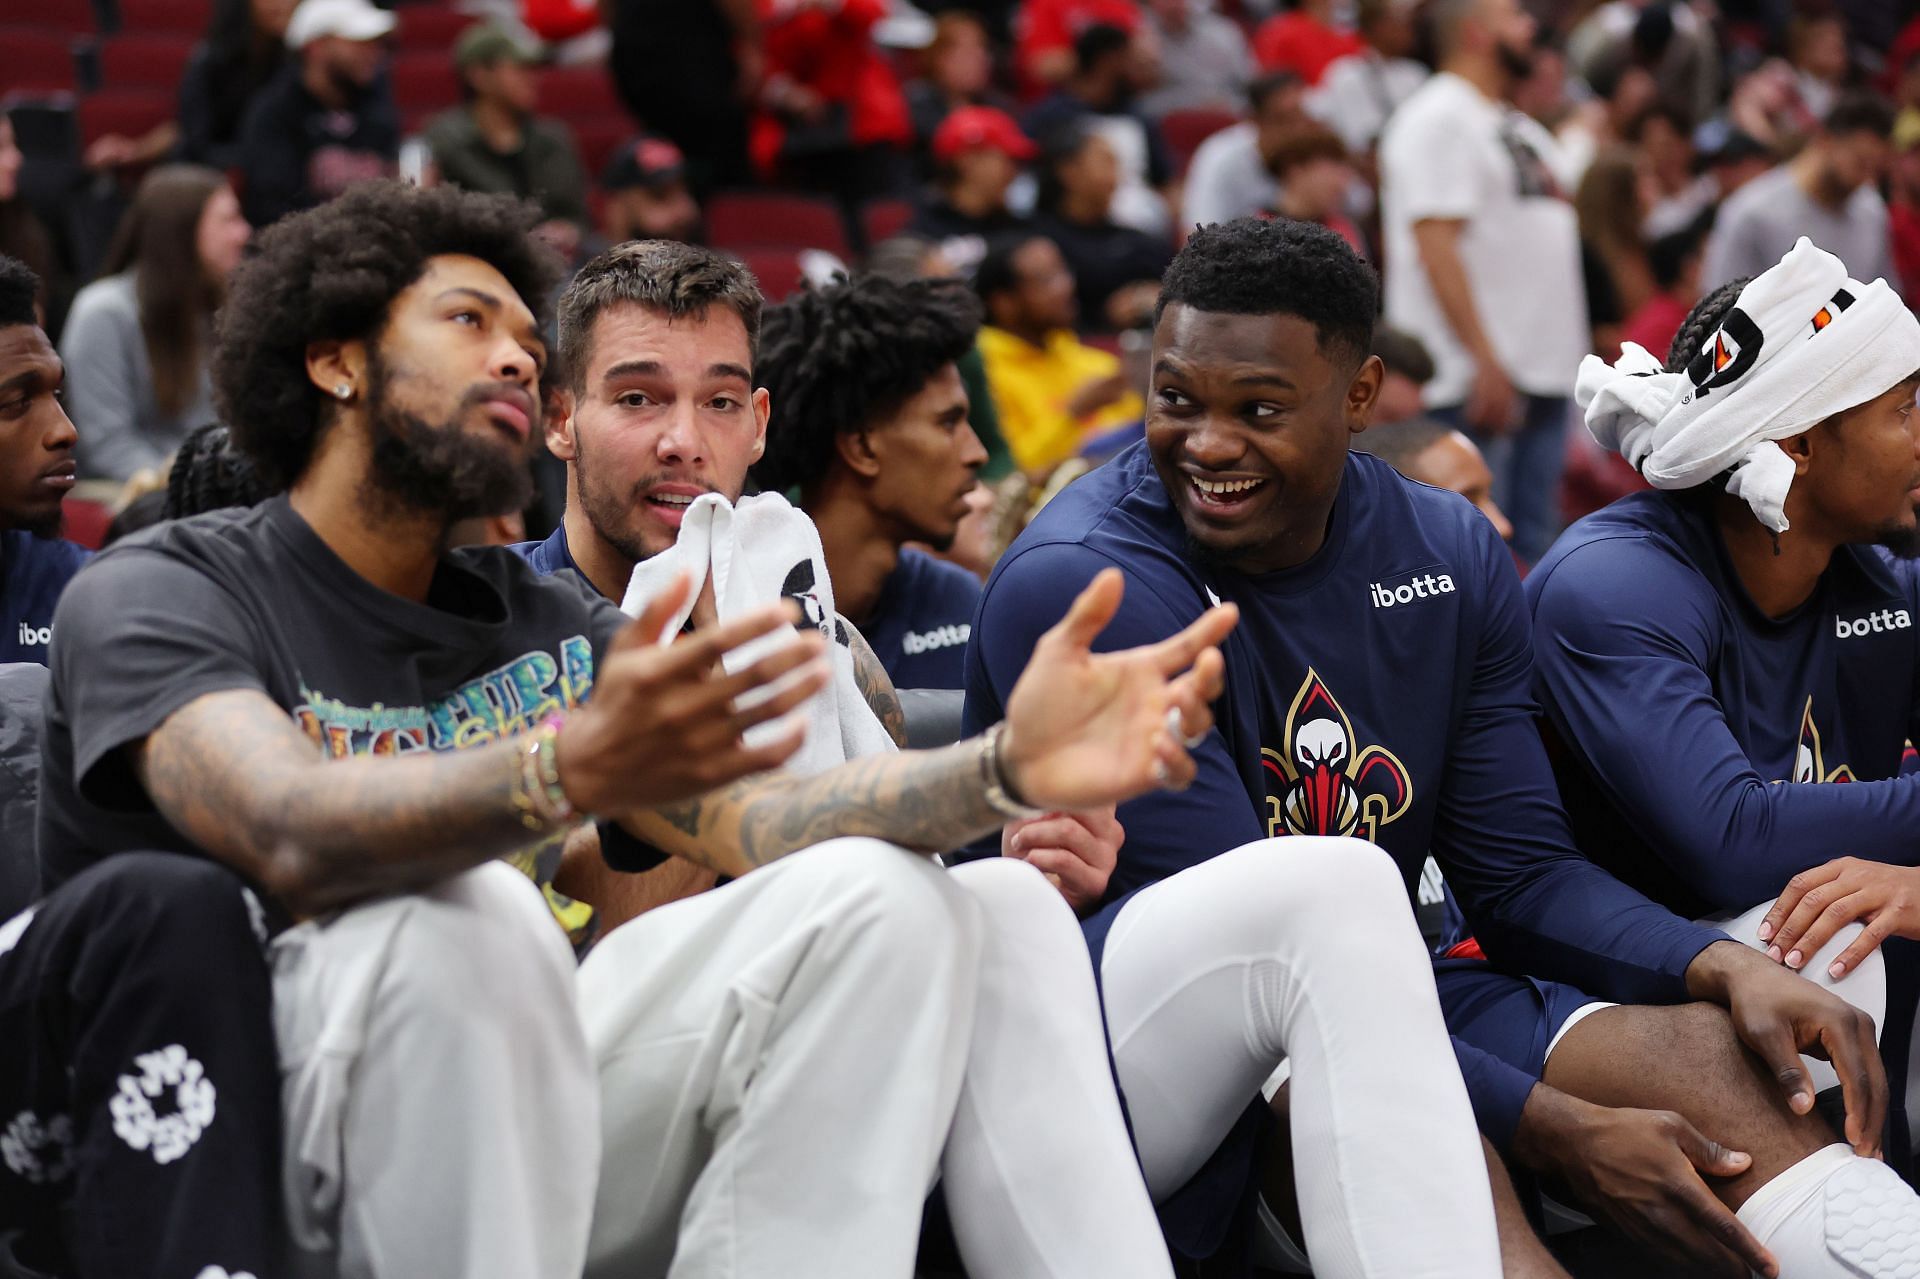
[736,246,807,302]
[0,32,80,95]
[394,6,475,53]
[538,64,622,121]
[389,50,460,118]
[706,190,848,256]
[3,0,94,35]
[63,496,112,551]
[77,86,173,145]
[115,0,211,35]
[569,117,628,180]
[98,32,195,90]
[861,197,913,247]
[1160,106,1243,173]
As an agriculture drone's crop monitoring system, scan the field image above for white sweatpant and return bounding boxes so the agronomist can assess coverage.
[578,837,1172,1279]
[1100,836,1502,1279]
[271,861,599,1279]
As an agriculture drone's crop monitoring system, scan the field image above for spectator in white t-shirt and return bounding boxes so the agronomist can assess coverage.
[1378,0,1586,563]
[1305,0,1426,156]
[1179,71,1306,230]
[1139,0,1256,121]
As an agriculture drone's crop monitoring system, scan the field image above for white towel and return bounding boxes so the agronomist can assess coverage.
[620,491,898,777]
[1575,236,1920,533]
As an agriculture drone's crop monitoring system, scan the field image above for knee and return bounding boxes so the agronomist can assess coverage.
[77,852,266,963]
[778,838,979,974]
[379,863,577,1025]
[1232,836,1408,916]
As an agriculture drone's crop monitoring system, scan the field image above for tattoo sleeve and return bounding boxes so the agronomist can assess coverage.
[844,618,908,749]
[135,688,564,914]
[618,737,1004,876]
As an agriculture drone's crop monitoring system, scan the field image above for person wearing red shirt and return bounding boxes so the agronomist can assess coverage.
[1254,0,1364,86]
[1014,0,1141,92]
[751,0,914,199]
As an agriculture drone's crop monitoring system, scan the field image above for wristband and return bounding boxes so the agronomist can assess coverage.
[981,721,1043,820]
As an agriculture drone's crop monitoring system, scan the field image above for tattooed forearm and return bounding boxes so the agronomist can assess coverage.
[135,688,564,914]
[845,619,908,749]
[619,737,1004,875]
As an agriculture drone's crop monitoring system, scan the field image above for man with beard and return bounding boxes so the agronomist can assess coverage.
[964,217,1920,1278]
[752,273,989,689]
[1378,0,1585,564]
[0,255,87,663]
[236,0,400,226]
[515,236,1243,1279]
[37,180,1236,1278]
[1528,241,1920,1165]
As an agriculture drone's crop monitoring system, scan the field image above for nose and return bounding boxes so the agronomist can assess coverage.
[1481,497,1514,544]
[959,421,989,470]
[486,332,535,388]
[654,399,706,465]
[45,397,77,453]
[1182,415,1246,470]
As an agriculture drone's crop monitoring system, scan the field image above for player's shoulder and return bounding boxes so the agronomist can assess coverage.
[1527,491,1716,624]
[1348,452,1504,572]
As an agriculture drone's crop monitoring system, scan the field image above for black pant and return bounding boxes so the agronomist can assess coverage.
[0,854,283,1278]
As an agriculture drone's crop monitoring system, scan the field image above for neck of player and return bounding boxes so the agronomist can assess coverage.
[288,420,450,603]
[808,476,903,627]
[562,497,638,604]
[1714,488,1839,619]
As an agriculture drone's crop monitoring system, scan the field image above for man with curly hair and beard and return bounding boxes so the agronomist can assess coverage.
[34,182,1240,1278]
[752,272,990,690]
[964,217,1920,1278]
[0,258,282,1279]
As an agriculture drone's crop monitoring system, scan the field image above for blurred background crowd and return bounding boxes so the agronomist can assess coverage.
[1,0,1914,566]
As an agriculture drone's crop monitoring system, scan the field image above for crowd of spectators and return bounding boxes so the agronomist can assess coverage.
[6,0,1915,574]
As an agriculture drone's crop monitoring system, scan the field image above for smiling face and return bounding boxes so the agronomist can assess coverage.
[325,253,547,519]
[549,300,768,565]
[1146,303,1380,574]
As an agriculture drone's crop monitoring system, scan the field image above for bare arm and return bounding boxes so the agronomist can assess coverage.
[845,620,907,749]
[1411,218,1499,365]
[134,688,551,915]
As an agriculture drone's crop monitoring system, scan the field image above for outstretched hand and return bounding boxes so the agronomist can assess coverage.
[999,569,1236,813]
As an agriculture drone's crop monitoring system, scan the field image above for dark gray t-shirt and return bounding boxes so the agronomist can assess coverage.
[36,496,628,928]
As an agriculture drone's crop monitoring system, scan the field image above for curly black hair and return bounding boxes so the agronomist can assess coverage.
[210,181,561,490]
[752,274,982,495]
[164,422,272,519]
[1156,217,1378,369]
[1664,275,1750,373]
[0,255,38,329]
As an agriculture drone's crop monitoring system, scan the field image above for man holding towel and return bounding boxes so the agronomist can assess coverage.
[1527,238,1920,1171]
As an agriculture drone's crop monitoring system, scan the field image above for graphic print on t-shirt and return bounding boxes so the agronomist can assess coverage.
[1260,668,1414,842]
[1791,696,1856,785]
[293,638,598,937]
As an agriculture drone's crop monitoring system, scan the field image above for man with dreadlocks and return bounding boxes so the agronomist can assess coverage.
[1528,238,1920,1193]
[752,272,990,690]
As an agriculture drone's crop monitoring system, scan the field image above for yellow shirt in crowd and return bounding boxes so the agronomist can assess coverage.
[976,325,1144,475]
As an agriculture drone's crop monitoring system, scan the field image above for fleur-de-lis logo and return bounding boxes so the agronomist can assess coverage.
[1262,669,1413,842]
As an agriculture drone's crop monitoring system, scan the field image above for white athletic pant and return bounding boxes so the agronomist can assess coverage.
[578,837,1172,1279]
[1100,836,1503,1279]
[271,861,599,1279]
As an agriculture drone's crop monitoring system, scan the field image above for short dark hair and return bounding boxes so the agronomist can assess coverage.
[752,274,982,494]
[212,181,561,490]
[1352,417,1450,473]
[1371,326,1434,383]
[1155,217,1378,368]
[973,233,1045,309]
[1824,91,1896,139]
[1247,69,1302,115]
[557,240,763,393]
[0,255,38,329]
[1265,125,1348,178]
[1074,21,1131,73]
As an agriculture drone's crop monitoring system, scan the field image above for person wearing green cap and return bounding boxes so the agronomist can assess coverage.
[424,22,589,258]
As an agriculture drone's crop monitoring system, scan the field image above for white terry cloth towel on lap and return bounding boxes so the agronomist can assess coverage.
[621,491,896,776]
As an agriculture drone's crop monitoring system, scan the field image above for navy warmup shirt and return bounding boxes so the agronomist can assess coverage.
[964,443,1720,1248]
[0,531,91,665]
[859,549,981,690]
[1528,489,1920,920]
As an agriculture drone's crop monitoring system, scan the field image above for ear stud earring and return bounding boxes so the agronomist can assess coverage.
[334,384,351,400]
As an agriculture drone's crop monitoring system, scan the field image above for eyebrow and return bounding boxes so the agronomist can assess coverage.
[0,362,57,395]
[600,359,751,384]
[1151,358,1296,390]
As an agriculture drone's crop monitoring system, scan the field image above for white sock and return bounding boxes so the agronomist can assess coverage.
[1735,1143,1920,1276]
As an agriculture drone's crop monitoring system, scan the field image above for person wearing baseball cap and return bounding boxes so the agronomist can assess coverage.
[598,133,703,246]
[423,22,588,256]
[235,0,399,225]
[905,106,1036,279]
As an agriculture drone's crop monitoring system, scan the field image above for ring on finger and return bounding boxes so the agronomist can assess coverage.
[1152,758,1172,788]
[1166,705,1205,749]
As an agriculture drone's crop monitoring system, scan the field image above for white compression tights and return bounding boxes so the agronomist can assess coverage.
[1098,836,1502,1279]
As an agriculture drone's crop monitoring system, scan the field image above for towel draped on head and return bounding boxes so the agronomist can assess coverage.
[1574,237,1920,533]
